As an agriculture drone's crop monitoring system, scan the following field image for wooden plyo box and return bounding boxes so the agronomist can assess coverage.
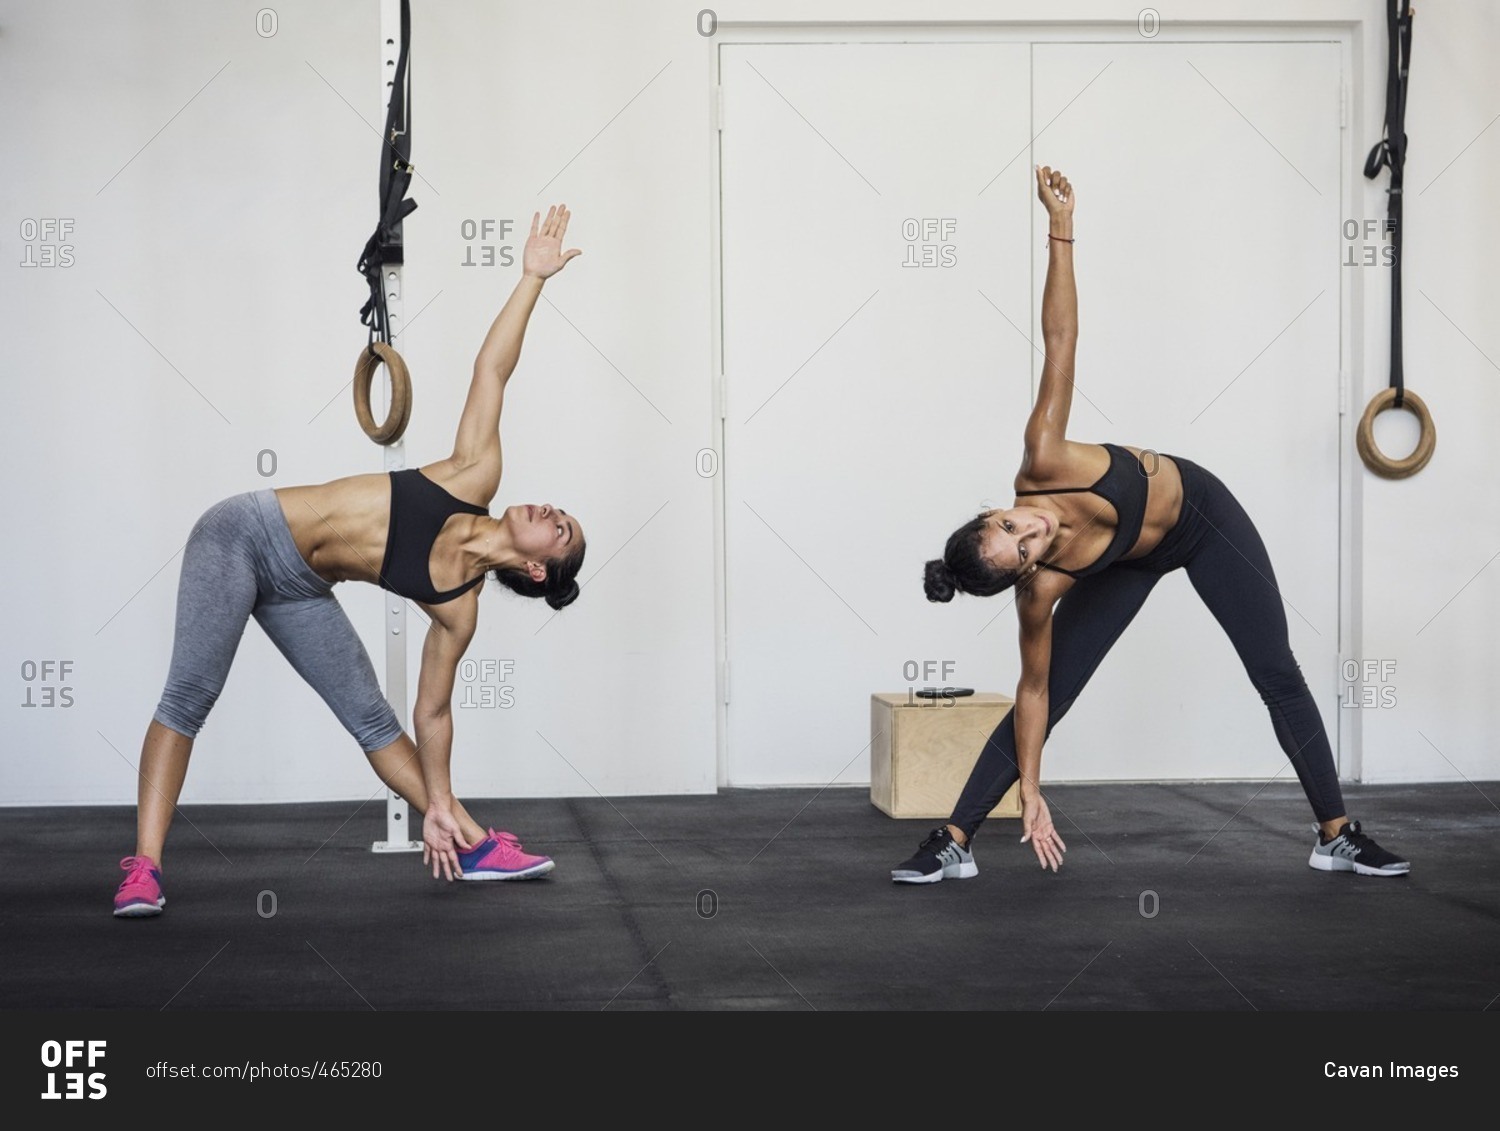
[870,691,1022,819]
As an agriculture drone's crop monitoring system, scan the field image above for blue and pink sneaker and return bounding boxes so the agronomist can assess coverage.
[456,829,554,881]
[113,855,165,917]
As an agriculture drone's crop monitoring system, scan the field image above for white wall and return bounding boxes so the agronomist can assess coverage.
[3,0,721,805]
[1346,0,1500,786]
[2,0,1494,805]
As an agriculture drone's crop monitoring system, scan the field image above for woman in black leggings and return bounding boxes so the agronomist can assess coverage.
[892,166,1409,884]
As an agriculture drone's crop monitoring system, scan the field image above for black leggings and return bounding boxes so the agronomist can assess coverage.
[950,453,1346,839]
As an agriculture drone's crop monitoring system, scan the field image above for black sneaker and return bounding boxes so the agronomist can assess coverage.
[1308,820,1410,877]
[891,826,977,884]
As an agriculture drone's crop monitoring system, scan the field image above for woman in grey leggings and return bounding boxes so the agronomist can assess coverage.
[114,206,587,917]
[890,169,1409,885]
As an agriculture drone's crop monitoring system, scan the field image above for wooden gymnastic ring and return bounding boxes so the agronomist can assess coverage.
[1355,386,1435,479]
[353,341,412,445]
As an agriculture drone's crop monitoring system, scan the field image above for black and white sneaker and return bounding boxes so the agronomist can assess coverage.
[891,826,977,884]
[1308,820,1410,877]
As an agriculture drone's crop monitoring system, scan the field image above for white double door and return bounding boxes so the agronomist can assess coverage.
[720,38,1343,788]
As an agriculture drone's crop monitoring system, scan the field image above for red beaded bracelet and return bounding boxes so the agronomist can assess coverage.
[1047,233,1074,243]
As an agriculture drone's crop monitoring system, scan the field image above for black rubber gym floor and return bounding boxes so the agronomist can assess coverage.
[4,780,1492,1111]
[5,780,1496,1013]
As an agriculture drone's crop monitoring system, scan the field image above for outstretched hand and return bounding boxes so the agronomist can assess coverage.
[1019,790,1068,872]
[1035,165,1075,218]
[421,804,475,882]
[523,204,583,280]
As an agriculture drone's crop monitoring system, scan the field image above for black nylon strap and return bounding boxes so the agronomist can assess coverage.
[1363,0,1412,408]
[357,0,416,347]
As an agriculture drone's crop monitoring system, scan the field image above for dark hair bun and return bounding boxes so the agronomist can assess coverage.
[924,559,956,603]
[546,581,581,611]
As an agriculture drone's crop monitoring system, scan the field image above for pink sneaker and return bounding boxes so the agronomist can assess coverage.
[456,829,554,881]
[113,855,165,917]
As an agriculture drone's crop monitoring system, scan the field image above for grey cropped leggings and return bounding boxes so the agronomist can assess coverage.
[152,489,405,753]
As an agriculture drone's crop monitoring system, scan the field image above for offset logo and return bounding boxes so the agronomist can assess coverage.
[19,219,76,267]
[901,218,957,268]
[457,658,516,709]
[40,1040,106,1100]
[459,220,517,268]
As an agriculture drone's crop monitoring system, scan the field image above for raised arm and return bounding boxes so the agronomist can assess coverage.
[1020,166,1078,478]
[450,205,582,473]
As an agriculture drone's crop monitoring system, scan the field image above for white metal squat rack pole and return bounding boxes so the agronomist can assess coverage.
[371,0,420,854]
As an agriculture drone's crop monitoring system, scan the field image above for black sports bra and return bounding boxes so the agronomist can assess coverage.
[1015,443,1150,580]
[378,469,489,604]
